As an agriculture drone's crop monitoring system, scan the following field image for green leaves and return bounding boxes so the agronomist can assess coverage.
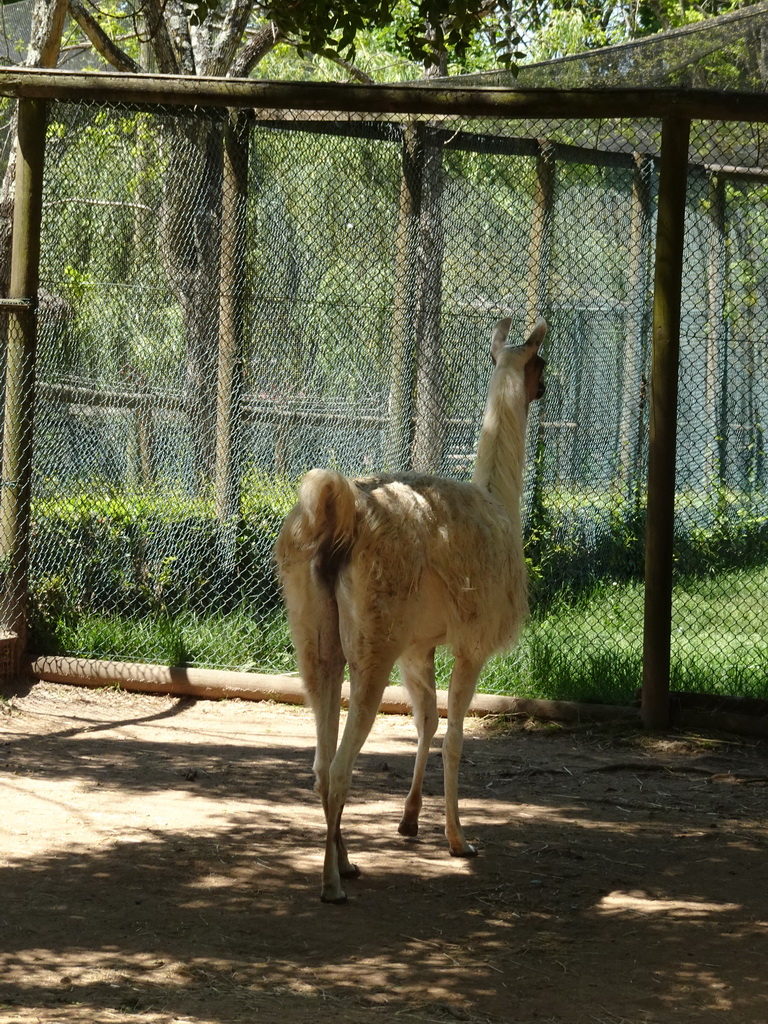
[260,0,521,69]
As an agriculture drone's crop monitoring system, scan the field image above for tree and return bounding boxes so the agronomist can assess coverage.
[0,0,525,486]
[0,0,68,297]
[516,0,750,61]
[0,0,745,486]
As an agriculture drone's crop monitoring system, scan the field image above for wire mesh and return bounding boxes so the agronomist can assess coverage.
[669,120,768,700]
[456,0,768,93]
[0,94,765,704]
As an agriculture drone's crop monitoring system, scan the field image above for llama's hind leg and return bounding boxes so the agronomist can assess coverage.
[288,589,344,790]
[398,649,439,839]
[443,653,484,858]
[301,629,362,895]
[321,657,396,903]
[306,647,361,885]
[281,571,352,886]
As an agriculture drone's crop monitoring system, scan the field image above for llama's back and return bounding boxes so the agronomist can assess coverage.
[353,472,527,655]
[276,469,528,660]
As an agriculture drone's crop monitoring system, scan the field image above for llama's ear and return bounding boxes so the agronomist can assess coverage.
[525,318,547,353]
[490,317,513,365]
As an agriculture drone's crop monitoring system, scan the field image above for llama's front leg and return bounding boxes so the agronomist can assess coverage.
[443,654,483,857]
[321,799,357,904]
[321,662,393,903]
[398,650,439,838]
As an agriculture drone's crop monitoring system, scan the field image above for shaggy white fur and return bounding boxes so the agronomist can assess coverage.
[275,318,547,902]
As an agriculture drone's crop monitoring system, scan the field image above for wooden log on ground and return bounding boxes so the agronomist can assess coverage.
[28,654,639,723]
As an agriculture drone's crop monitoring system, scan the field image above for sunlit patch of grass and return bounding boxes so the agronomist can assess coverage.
[53,608,295,673]
[469,566,768,703]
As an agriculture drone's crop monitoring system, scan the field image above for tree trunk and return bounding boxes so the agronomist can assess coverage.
[0,0,68,297]
[0,98,48,661]
[409,31,448,475]
[383,123,423,471]
[215,110,249,522]
[619,153,652,500]
[410,125,446,473]
[158,115,224,489]
[0,0,67,672]
[705,175,726,488]
[730,181,765,489]
[526,139,555,501]
[525,139,555,328]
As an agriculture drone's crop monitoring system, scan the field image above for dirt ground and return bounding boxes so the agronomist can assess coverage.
[1,681,768,1024]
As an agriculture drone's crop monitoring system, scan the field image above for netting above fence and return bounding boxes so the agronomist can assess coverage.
[449,1,768,94]
[0,86,765,703]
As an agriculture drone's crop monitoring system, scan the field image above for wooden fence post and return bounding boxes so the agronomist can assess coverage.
[0,96,47,663]
[642,117,690,730]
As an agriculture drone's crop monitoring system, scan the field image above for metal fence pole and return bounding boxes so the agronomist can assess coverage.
[641,116,690,730]
[0,97,47,662]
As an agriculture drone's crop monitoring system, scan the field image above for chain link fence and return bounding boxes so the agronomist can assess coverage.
[0,90,766,704]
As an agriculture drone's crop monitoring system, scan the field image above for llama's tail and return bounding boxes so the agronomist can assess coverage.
[277,468,359,588]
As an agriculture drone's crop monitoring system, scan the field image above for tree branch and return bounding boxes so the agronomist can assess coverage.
[647,0,674,30]
[279,36,375,83]
[227,19,283,77]
[0,0,70,295]
[67,0,143,73]
[141,0,181,74]
[166,0,196,74]
[322,50,375,84]
[204,0,254,76]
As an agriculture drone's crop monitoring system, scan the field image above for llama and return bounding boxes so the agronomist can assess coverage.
[275,317,547,902]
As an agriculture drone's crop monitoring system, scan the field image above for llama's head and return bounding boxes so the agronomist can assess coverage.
[490,318,547,404]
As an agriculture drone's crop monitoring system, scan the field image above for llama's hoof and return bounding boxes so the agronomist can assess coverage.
[340,862,361,879]
[450,843,478,858]
[398,818,419,838]
[320,886,348,904]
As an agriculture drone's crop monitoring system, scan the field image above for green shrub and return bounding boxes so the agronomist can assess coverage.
[26,478,768,704]
[28,478,290,656]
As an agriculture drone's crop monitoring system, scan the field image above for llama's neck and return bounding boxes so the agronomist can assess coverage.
[471,372,528,518]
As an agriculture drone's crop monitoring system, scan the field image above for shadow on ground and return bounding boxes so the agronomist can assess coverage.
[2,681,768,1024]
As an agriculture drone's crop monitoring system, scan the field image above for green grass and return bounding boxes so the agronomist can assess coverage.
[53,608,295,674]
[471,579,646,703]
[668,567,768,697]
[42,563,768,706]
[473,564,768,704]
[26,475,768,703]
